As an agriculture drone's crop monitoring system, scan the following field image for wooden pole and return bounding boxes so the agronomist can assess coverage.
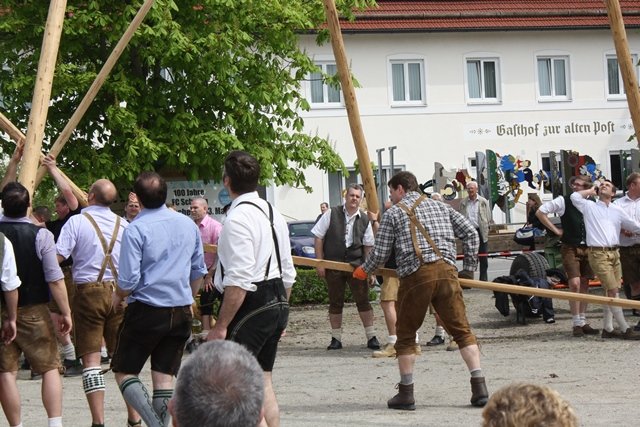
[606,0,640,148]
[0,111,88,205]
[33,0,156,188]
[321,0,380,214]
[291,255,640,309]
[18,0,67,196]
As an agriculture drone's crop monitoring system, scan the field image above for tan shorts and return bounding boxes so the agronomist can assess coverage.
[588,248,622,291]
[48,266,75,314]
[560,244,593,280]
[72,281,123,358]
[380,276,399,302]
[0,304,61,374]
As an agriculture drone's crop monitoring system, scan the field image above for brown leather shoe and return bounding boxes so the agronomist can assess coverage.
[572,326,584,337]
[582,324,599,335]
[601,329,622,339]
[622,327,640,340]
[387,383,416,410]
[470,377,489,407]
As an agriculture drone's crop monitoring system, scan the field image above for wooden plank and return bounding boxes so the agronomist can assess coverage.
[321,0,379,215]
[33,0,156,188]
[18,0,67,196]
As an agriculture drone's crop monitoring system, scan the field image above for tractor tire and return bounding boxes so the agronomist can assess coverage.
[509,252,549,280]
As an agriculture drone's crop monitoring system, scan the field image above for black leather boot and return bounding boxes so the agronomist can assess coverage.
[387,383,416,410]
[470,377,489,407]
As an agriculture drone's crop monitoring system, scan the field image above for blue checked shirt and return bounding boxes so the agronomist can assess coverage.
[362,191,479,278]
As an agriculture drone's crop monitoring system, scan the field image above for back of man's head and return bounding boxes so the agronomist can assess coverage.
[33,205,52,222]
[1,182,30,218]
[388,171,419,192]
[172,340,264,426]
[133,172,167,209]
[223,150,260,195]
[89,179,118,207]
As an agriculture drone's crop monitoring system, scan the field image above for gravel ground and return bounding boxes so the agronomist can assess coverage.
[10,260,640,426]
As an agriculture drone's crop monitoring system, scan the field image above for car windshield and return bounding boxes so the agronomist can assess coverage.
[289,222,315,237]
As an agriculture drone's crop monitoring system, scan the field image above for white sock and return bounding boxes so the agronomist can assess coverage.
[11,423,23,427]
[387,335,397,344]
[100,346,108,358]
[603,306,614,332]
[48,417,62,427]
[62,343,76,361]
[572,315,584,327]
[579,313,588,324]
[611,306,630,331]
[331,328,342,341]
[435,325,445,337]
[365,326,376,340]
[415,332,420,343]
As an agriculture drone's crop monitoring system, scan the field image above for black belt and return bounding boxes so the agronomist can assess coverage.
[589,246,618,251]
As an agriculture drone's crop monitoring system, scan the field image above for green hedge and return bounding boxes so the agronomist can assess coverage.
[289,268,378,306]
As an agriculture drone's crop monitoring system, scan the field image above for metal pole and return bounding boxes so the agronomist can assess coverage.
[376,148,385,212]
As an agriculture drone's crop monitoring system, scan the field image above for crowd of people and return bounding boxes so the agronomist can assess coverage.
[3,139,640,425]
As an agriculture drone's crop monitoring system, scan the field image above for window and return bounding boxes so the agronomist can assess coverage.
[537,56,570,100]
[466,58,500,103]
[606,54,638,99]
[309,62,342,106]
[390,60,425,105]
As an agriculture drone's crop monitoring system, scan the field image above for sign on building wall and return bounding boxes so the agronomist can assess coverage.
[165,180,230,221]
[464,119,631,140]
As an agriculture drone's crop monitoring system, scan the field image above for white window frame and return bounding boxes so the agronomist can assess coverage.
[535,53,571,102]
[464,55,501,105]
[387,56,426,107]
[605,52,639,100]
[307,60,343,108]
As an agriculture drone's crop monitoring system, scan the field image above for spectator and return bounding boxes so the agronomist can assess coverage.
[312,184,380,351]
[482,383,578,427]
[459,181,492,282]
[170,340,264,427]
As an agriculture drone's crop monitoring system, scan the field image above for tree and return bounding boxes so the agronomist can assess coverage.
[0,0,375,191]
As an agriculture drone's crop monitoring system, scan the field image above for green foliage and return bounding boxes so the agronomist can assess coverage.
[289,267,377,306]
[0,0,375,191]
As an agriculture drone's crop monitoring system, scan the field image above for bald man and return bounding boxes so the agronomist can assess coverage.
[56,179,140,426]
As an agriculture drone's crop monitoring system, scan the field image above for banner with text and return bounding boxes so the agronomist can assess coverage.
[165,180,230,221]
[464,119,633,140]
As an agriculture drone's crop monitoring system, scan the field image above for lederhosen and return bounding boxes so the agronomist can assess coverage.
[219,201,289,371]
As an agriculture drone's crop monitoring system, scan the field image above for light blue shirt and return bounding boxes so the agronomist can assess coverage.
[119,205,207,307]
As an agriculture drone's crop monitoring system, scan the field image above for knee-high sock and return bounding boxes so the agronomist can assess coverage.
[603,306,614,332]
[119,377,163,427]
[610,306,630,331]
[153,389,173,426]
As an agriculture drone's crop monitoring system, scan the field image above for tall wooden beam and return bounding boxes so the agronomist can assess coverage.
[18,0,67,196]
[0,111,88,205]
[606,0,640,148]
[322,0,380,215]
[34,0,156,188]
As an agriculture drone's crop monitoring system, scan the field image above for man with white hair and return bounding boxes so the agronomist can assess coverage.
[459,181,492,282]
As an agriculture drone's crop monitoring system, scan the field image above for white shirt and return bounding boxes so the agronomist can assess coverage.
[570,193,640,247]
[613,195,640,247]
[538,195,566,216]
[311,206,375,247]
[1,236,20,292]
[464,198,480,228]
[57,205,128,284]
[214,192,296,293]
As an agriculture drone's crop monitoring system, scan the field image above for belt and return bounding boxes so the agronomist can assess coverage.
[589,246,618,251]
[620,244,640,249]
[75,280,116,289]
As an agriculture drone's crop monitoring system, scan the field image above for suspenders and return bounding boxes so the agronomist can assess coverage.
[82,213,121,283]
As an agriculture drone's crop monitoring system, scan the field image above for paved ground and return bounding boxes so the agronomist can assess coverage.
[10,258,640,426]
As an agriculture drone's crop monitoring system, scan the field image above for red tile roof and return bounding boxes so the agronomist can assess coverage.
[339,1,640,32]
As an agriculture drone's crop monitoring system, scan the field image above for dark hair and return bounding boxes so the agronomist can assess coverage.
[223,150,260,195]
[33,205,52,222]
[388,171,419,192]
[54,194,68,205]
[1,182,30,218]
[133,172,167,209]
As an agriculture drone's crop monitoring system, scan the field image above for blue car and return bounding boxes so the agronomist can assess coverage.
[288,220,316,258]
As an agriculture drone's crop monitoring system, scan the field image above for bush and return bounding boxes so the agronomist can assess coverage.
[289,268,377,306]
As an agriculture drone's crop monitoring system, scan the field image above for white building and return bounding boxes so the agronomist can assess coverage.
[272,0,640,223]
